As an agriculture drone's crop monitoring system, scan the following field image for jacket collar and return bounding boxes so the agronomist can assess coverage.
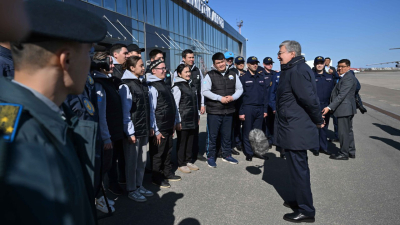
[0,77,69,145]
[280,56,305,71]
[0,45,12,60]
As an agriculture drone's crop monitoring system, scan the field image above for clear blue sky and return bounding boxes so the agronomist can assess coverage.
[208,0,400,69]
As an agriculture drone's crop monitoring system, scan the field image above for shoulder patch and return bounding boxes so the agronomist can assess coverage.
[87,76,94,85]
[0,103,23,142]
[270,81,273,86]
[83,97,95,116]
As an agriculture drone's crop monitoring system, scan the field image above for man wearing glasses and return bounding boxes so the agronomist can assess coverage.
[275,40,324,223]
[322,59,357,160]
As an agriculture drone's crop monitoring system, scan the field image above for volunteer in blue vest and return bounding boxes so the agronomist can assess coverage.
[239,56,269,161]
[173,64,200,174]
[312,56,335,156]
[202,52,243,168]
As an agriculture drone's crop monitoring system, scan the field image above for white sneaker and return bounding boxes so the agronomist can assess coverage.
[187,163,199,171]
[97,196,115,206]
[128,190,147,202]
[96,197,115,213]
[138,186,154,197]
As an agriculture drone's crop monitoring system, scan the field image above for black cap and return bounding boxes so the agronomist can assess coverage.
[263,57,274,64]
[314,56,325,64]
[127,44,145,53]
[247,56,260,64]
[235,56,245,64]
[23,0,107,43]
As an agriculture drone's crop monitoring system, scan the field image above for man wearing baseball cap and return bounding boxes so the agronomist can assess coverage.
[0,0,107,223]
[224,51,235,70]
[127,44,145,58]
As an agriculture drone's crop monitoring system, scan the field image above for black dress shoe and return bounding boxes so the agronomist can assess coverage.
[246,155,252,161]
[329,138,339,143]
[283,212,315,223]
[319,149,330,155]
[283,201,299,209]
[312,151,319,156]
[329,154,349,160]
[349,154,356,159]
[234,145,243,151]
[165,174,182,181]
[231,148,240,155]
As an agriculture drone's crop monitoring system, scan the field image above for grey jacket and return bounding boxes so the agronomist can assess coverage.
[328,71,357,117]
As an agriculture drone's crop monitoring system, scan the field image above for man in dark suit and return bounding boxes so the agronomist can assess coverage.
[275,40,325,223]
[322,59,357,160]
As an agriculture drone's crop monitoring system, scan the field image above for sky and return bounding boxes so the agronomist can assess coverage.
[207,0,400,69]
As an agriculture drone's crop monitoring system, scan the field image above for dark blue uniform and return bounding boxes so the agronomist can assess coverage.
[0,45,14,79]
[313,71,335,152]
[239,69,269,157]
[262,69,277,144]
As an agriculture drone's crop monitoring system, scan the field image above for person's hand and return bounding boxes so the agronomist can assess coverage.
[329,68,333,74]
[322,107,330,115]
[103,143,113,150]
[129,135,136,144]
[317,124,325,128]
[264,113,268,118]
[200,106,206,114]
[150,129,154,137]
[153,133,165,146]
[220,97,228,104]
[226,96,234,103]
[239,115,245,121]
[176,123,182,131]
[273,110,276,114]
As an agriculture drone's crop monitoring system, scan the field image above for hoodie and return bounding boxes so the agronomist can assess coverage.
[173,61,205,107]
[201,65,243,102]
[93,71,112,144]
[172,77,200,122]
[146,72,180,136]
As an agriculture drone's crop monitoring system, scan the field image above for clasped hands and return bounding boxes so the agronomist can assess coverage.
[220,96,234,104]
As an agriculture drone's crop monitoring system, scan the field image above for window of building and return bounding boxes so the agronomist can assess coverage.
[104,0,115,11]
[137,0,144,21]
[173,3,179,33]
[179,6,183,34]
[88,0,101,6]
[130,0,137,19]
[147,0,154,25]
[161,0,167,29]
[154,0,161,27]
[116,0,127,15]
[168,0,174,31]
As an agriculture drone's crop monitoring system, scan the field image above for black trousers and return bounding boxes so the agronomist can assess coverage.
[337,115,355,157]
[149,131,173,181]
[286,150,315,217]
[191,126,199,163]
[108,139,126,184]
[176,129,196,167]
[263,107,275,145]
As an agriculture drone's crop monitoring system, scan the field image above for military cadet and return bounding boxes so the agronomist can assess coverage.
[0,0,107,224]
[268,68,284,158]
[202,52,243,168]
[224,51,235,70]
[230,56,246,153]
[110,43,128,79]
[0,42,14,79]
[173,49,205,161]
[147,59,181,188]
[262,57,277,146]
[312,56,335,156]
[147,49,174,86]
[127,44,145,58]
[276,40,324,223]
[239,56,269,161]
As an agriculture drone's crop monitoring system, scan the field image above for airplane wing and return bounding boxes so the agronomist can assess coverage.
[366,61,400,66]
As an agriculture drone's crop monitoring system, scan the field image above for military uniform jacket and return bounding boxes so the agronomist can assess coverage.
[274,56,324,150]
[0,78,96,225]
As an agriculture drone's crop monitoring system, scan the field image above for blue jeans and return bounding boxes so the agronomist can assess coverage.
[206,113,233,158]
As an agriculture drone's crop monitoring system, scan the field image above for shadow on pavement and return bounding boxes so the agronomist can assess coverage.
[370,136,400,151]
[372,123,400,136]
[178,218,201,225]
[98,174,184,225]
[247,153,296,203]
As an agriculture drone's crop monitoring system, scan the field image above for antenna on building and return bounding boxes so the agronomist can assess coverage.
[237,20,243,34]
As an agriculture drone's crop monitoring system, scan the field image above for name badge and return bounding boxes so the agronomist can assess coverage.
[264,77,269,79]
[259,81,264,83]
[315,79,318,82]
[326,78,332,81]
[246,81,253,83]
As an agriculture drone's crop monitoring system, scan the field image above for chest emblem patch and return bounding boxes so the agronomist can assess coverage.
[0,103,23,142]
[228,75,234,80]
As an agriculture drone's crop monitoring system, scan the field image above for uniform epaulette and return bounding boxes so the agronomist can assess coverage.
[0,103,23,142]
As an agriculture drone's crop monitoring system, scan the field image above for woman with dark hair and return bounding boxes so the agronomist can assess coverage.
[119,56,155,202]
[172,64,200,174]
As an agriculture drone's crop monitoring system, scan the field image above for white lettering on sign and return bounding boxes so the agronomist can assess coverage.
[185,0,224,28]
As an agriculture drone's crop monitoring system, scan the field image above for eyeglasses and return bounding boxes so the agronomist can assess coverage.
[277,51,290,56]
[154,67,167,71]
[337,66,349,68]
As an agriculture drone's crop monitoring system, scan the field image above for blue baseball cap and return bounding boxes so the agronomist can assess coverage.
[235,56,245,64]
[263,57,274,64]
[224,51,234,59]
[247,56,260,64]
[314,56,325,64]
